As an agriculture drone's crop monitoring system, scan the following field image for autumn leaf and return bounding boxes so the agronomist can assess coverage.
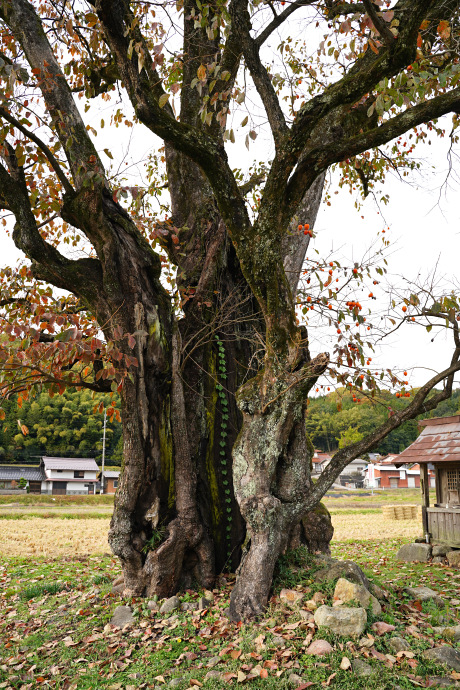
[340,656,351,670]
[437,20,451,40]
[197,64,207,81]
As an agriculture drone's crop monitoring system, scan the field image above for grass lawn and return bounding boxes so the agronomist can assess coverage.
[1,528,460,689]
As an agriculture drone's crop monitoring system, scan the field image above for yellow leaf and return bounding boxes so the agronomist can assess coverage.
[197,64,207,81]
[237,671,246,682]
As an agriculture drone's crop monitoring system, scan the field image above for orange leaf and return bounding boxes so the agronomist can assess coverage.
[229,649,242,660]
[259,669,268,679]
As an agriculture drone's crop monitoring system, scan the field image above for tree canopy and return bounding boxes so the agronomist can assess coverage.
[1,0,460,620]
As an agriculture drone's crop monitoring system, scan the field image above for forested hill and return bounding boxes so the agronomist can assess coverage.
[1,385,459,464]
[0,389,122,465]
[307,387,460,456]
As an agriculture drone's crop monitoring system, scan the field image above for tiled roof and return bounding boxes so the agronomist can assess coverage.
[0,465,45,481]
[42,457,99,471]
[103,471,120,478]
[396,415,460,465]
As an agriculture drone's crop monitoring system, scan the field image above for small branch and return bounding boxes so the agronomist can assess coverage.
[255,0,316,48]
[363,0,396,47]
[0,107,74,195]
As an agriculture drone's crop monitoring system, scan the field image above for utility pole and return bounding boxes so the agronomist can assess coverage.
[101,410,107,494]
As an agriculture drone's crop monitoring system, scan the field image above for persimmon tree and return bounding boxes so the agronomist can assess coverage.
[1,0,460,620]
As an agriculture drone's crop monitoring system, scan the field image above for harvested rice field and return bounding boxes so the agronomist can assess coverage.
[0,511,421,557]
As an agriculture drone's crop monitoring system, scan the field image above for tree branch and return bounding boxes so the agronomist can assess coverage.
[230,0,289,146]
[363,0,396,46]
[284,86,460,222]
[255,0,317,48]
[307,344,460,509]
[0,107,74,195]
[0,0,103,187]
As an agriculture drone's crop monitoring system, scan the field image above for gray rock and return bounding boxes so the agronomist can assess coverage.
[288,673,304,685]
[271,635,286,648]
[111,583,125,595]
[314,605,367,637]
[299,610,314,622]
[405,586,444,607]
[111,605,135,627]
[388,636,411,653]
[432,626,460,642]
[206,656,221,668]
[396,543,432,562]
[334,578,381,615]
[428,676,460,687]
[168,680,182,688]
[370,584,386,601]
[423,646,460,671]
[198,596,213,610]
[159,596,181,614]
[147,600,159,611]
[352,659,373,677]
[447,551,460,568]
[181,601,197,611]
[314,560,369,589]
[433,557,447,564]
[433,545,451,557]
[205,670,221,680]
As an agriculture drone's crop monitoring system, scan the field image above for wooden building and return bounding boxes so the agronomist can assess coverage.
[396,415,460,548]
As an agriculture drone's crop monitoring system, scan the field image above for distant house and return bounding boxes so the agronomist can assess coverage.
[99,470,120,494]
[365,456,435,489]
[0,465,45,494]
[339,458,368,488]
[311,450,332,476]
[40,457,99,495]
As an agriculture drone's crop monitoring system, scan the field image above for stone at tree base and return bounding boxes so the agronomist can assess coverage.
[181,602,197,611]
[313,560,369,588]
[371,621,395,635]
[334,578,381,615]
[206,656,221,667]
[280,589,304,605]
[388,636,412,653]
[370,583,387,601]
[111,583,125,595]
[147,600,159,611]
[433,556,447,564]
[305,639,333,655]
[396,543,432,562]
[205,670,221,680]
[111,605,135,627]
[433,545,451,557]
[112,575,124,586]
[198,596,213,610]
[423,646,460,671]
[351,659,373,677]
[314,605,367,637]
[301,502,334,555]
[432,626,460,642]
[288,673,305,685]
[428,676,460,687]
[159,596,181,614]
[404,586,444,607]
[447,551,460,567]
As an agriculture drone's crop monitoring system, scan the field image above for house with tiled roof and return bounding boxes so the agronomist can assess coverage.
[0,465,46,494]
[99,470,120,494]
[40,457,99,495]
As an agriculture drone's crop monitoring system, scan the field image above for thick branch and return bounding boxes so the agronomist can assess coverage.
[284,86,460,221]
[1,0,103,186]
[363,0,396,46]
[0,149,103,303]
[230,0,289,145]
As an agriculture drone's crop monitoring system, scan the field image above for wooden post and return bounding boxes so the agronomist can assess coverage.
[435,466,441,505]
[421,463,430,537]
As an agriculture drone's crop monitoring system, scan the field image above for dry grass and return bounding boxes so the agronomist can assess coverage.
[332,512,421,542]
[0,517,111,557]
[0,512,423,557]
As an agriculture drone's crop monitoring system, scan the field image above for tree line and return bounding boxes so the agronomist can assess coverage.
[0,389,122,465]
[307,387,460,456]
